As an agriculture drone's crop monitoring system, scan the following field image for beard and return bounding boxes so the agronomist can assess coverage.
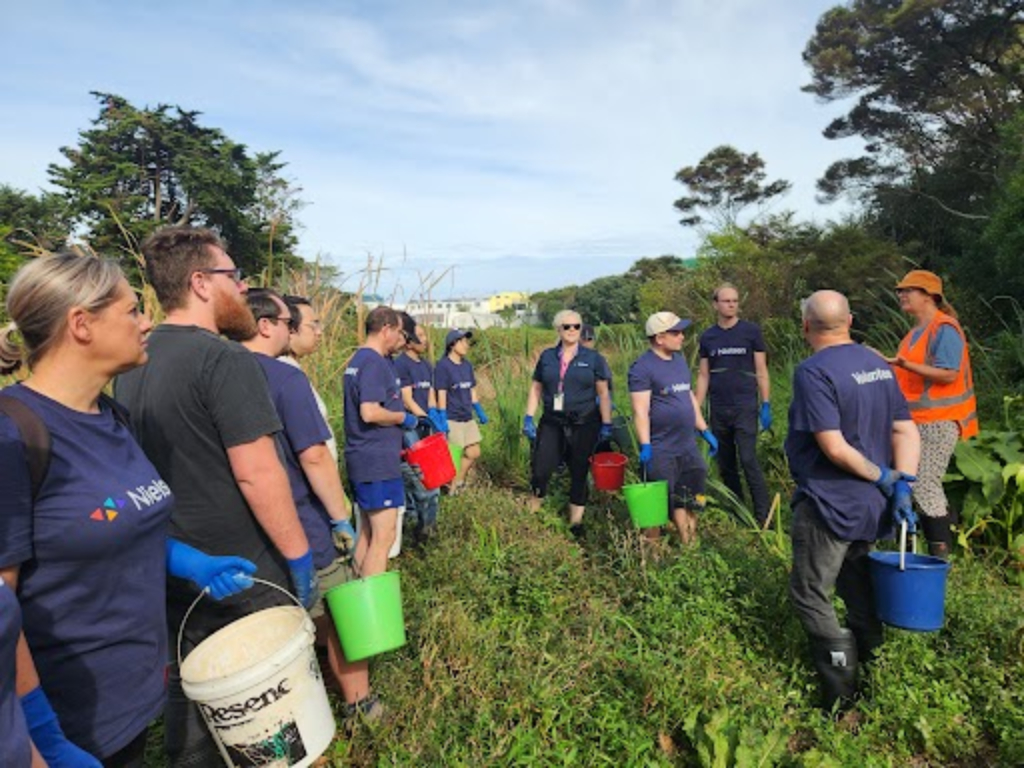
[215,286,258,341]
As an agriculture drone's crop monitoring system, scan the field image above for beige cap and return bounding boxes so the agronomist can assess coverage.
[645,312,692,336]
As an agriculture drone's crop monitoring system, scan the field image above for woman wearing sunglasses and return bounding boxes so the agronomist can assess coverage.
[523,310,613,540]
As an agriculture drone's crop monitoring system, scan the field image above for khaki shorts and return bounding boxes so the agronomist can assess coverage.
[309,556,354,620]
[448,419,481,449]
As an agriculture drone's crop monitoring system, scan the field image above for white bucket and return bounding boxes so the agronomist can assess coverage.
[388,506,406,559]
[179,582,336,767]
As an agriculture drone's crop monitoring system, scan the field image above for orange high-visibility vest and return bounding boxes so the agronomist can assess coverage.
[893,311,978,440]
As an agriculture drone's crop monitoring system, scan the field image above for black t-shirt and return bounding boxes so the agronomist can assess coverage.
[114,325,289,602]
[698,320,767,408]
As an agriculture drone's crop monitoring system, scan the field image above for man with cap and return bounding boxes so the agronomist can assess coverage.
[786,290,919,711]
[629,312,718,544]
[695,282,772,526]
[434,329,488,491]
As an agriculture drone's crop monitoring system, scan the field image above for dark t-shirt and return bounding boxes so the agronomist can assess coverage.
[785,343,912,541]
[114,325,290,602]
[434,356,476,421]
[698,320,766,408]
[0,577,31,768]
[628,349,700,462]
[394,353,433,413]
[532,344,609,421]
[0,385,172,757]
[255,354,336,570]
[343,347,404,483]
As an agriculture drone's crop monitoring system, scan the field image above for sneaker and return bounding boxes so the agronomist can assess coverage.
[343,693,384,723]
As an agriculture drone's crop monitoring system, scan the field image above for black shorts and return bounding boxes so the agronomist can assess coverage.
[648,451,707,512]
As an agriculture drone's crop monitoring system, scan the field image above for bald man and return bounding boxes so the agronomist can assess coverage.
[785,291,920,711]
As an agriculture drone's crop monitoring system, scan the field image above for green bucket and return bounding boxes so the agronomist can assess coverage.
[324,571,406,662]
[449,442,463,471]
[622,480,669,528]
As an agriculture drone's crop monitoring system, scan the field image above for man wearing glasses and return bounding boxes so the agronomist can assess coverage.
[629,312,718,545]
[114,226,317,767]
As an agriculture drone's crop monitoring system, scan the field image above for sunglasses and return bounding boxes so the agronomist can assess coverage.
[561,323,582,331]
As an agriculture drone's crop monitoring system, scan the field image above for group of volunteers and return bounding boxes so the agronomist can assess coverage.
[0,219,977,768]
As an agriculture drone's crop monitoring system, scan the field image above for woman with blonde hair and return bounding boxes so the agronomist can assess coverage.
[883,269,978,559]
[522,309,613,539]
[0,254,254,767]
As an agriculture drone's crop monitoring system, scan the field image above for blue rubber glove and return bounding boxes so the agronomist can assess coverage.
[287,550,320,610]
[699,429,719,458]
[892,479,918,534]
[599,423,614,442]
[638,443,652,471]
[875,467,917,498]
[473,402,489,425]
[21,686,102,767]
[436,409,450,434]
[166,539,256,601]
[331,518,358,556]
[401,412,418,430]
[759,402,773,431]
[428,407,446,433]
[522,414,537,441]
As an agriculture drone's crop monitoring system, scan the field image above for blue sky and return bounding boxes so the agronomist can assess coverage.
[1,0,855,300]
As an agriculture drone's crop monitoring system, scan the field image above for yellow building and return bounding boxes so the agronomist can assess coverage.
[488,291,530,313]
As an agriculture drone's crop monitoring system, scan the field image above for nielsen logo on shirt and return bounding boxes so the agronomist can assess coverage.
[714,347,748,356]
[452,382,473,390]
[660,382,692,394]
[851,368,894,385]
[345,366,359,376]
[127,479,173,511]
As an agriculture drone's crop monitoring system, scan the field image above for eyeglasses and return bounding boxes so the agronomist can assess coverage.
[664,329,685,337]
[895,287,920,295]
[199,267,243,283]
[561,324,582,331]
[261,315,291,325]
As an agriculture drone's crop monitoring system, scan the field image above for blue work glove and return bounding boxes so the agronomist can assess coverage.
[699,429,719,458]
[331,518,358,556]
[436,409,450,434]
[473,402,489,425]
[166,539,256,601]
[21,686,102,767]
[759,402,773,431]
[892,479,918,534]
[401,412,418,430]
[287,550,320,610]
[875,467,917,498]
[639,443,652,471]
[522,414,537,441]
[599,423,614,442]
[428,407,446,433]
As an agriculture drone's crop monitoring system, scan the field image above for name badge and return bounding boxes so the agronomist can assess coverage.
[553,393,565,412]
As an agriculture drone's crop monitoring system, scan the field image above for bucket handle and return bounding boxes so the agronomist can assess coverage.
[897,521,918,572]
[176,577,306,669]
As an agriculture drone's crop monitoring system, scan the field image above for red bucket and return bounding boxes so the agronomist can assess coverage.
[402,433,457,490]
[590,452,628,491]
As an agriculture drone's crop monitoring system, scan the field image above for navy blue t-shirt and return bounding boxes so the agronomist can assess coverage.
[255,355,336,570]
[394,353,433,413]
[698,320,766,408]
[344,348,404,483]
[0,576,31,768]
[532,344,609,420]
[628,350,700,462]
[0,385,172,758]
[434,356,476,421]
[785,343,912,541]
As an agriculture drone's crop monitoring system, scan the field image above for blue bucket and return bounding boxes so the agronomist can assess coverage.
[868,551,951,632]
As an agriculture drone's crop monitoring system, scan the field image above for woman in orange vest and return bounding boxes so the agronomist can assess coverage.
[883,270,978,559]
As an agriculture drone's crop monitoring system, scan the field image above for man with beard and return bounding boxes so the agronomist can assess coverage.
[115,226,317,767]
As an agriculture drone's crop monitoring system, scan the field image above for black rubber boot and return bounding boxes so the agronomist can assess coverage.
[850,625,884,666]
[812,630,859,712]
[920,515,952,560]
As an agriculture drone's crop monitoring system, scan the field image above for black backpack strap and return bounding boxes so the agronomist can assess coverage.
[0,394,51,501]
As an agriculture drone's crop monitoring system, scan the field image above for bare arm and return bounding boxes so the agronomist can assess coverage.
[695,358,710,409]
[597,380,612,424]
[525,380,542,417]
[754,351,770,403]
[891,419,922,477]
[814,431,886,482]
[360,402,406,426]
[471,387,480,405]
[437,389,447,410]
[298,443,352,522]
[631,390,652,445]
[691,392,708,432]
[890,356,959,385]
[401,386,428,418]
[227,436,310,559]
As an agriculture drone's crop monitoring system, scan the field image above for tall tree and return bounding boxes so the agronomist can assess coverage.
[48,92,304,275]
[673,145,791,229]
